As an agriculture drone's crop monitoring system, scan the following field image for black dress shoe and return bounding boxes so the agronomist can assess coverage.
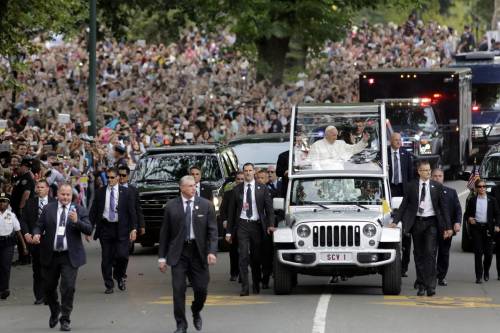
[240,288,249,296]
[49,312,60,328]
[34,298,45,305]
[193,313,202,331]
[498,276,500,281]
[60,321,71,331]
[426,288,436,297]
[0,290,10,300]
[117,279,126,291]
[230,275,237,281]
[417,287,425,296]
[484,272,489,282]
[438,279,448,286]
[401,271,408,278]
[252,285,260,294]
[173,328,187,333]
[104,288,114,294]
[476,279,482,284]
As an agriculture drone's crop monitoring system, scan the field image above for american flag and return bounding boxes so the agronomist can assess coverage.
[467,163,480,190]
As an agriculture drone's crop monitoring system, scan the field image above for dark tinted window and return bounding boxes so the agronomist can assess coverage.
[133,154,222,183]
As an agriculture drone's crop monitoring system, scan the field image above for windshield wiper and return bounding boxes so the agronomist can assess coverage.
[342,201,369,210]
[138,179,170,184]
[301,201,330,210]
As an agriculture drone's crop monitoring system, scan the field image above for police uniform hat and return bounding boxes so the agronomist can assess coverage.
[0,193,10,203]
[114,145,126,154]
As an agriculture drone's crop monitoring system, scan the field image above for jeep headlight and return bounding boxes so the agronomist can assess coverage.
[419,140,432,155]
[363,224,377,237]
[489,125,500,137]
[296,225,311,238]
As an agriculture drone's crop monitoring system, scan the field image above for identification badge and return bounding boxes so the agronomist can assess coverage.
[5,217,12,224]
[57,226,66,236]
[243,202,249,210]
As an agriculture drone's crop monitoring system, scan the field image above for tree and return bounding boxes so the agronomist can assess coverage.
[0,0,85,91]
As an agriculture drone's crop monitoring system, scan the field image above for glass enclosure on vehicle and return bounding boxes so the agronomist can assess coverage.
[386,102,438,135]
[290,104,385,173]
[131,153,222,183]
[480,154,500,179]
[291,177,384,206]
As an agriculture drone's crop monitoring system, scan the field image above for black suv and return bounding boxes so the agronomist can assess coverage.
[130,144,239,248]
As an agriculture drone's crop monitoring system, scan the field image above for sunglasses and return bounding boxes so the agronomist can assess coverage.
[476,185,486,188]
[107,175,117,179]
[119,174,128,177]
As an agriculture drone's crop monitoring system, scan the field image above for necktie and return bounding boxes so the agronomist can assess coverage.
[38,199,45,217]
[393,152,400,184]
[246,184,253,218]
[56,205,66,251]
[185,200,192,240]
[109,187,116,221]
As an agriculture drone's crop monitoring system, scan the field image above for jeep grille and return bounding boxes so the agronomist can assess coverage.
[312,225,361,247]
[140,193,177,225]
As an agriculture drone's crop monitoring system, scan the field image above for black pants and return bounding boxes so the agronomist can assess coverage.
[261,233,274,284]
[30,244,44,300]
[411,217,438,290]
[401,233,412,273]
[99,222,129,289]
[229,234,239,278]
[171,242,209,330]
[42,252,78,324]
[0,243,14,291]
[470,224,493,280]
[237,219,262,290]
[494,232,500,277]
[437,236,452,281]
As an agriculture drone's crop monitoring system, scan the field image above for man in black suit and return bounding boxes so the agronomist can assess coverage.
[267,165,282,197]
[190,166,214,201]
[393,160,452,297]
[32,183,92,331]
[118,165,145,235]
[490,184,500,280]
[220,171,245,281]
[158,175,217,333]
[226,163,275,296]
[90,167,137,294]
[431,168,462,286]
[276,150,289,198]
[388,132,414,277]
[21,179,56,304]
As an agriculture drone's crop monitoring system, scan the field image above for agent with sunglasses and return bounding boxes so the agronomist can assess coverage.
[89,167,137,294]
[464,179,500,283]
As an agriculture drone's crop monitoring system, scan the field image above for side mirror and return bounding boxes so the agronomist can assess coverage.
[391,197,403,210]
[273,197,285,211]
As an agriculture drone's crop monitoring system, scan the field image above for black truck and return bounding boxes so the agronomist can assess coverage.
[360,68,472,176]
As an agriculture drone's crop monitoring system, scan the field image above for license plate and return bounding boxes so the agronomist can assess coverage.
[321,252,352,262]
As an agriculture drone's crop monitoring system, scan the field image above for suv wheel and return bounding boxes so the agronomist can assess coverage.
[382,243,402,295]
[273,250,294,295]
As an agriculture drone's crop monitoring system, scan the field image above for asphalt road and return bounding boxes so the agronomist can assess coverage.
[1,180,500,333]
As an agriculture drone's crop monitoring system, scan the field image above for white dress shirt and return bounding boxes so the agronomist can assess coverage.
[417,180,436,217]
[182,195,195,239]
[103,185,119,222]
[0,208,20,236]
[240,180,260,221]
[475,195,488,223]
[391,148,402,184]
[53,202,69,251]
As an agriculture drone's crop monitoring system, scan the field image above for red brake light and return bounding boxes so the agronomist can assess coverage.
[420,97,432,106]
[432,93,442,99]
[472,105,480,112]
[368,78,375,85]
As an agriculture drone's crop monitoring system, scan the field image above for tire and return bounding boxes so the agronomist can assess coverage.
[382,243,402,295]
[273,250,293,295]
[128,242,135,255]
[461,222,473,252]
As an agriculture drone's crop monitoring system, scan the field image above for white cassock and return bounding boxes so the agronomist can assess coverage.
[308,138,367,170]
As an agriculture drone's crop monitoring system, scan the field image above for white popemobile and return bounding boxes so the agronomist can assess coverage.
[272,103,403,295]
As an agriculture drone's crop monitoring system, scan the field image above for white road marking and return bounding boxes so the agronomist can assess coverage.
[312,294,331,333]
[458,189,470,198]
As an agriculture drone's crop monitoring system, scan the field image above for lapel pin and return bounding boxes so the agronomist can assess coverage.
[195,205,199,210]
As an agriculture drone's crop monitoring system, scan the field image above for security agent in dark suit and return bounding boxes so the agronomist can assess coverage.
[431,168,462,286]
[464,179,500,283]
[489,184,500,280]
[190,166,214,201]
[118,165,145,235]
[158,175,218,333]
[219,171,245,281]
[226,163,275,296]
[393,160,452,297]
[90,167,137,294]
[388,132,414,277]
[20,179,56,304]
[276,150,289,198]
[32,183,92,332]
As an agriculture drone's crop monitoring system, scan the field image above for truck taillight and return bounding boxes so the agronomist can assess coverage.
[472,105,480,112]
[368,78,375,85]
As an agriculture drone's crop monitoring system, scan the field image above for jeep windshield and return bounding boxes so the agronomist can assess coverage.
[132,154,222,183]
[480,155,500,179]
[290,178,384,205]
[387,104,438,135]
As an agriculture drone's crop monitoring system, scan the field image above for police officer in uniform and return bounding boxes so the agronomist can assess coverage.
[113,145,128,168]
[0,193,27,300]
[11,157,35,265]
